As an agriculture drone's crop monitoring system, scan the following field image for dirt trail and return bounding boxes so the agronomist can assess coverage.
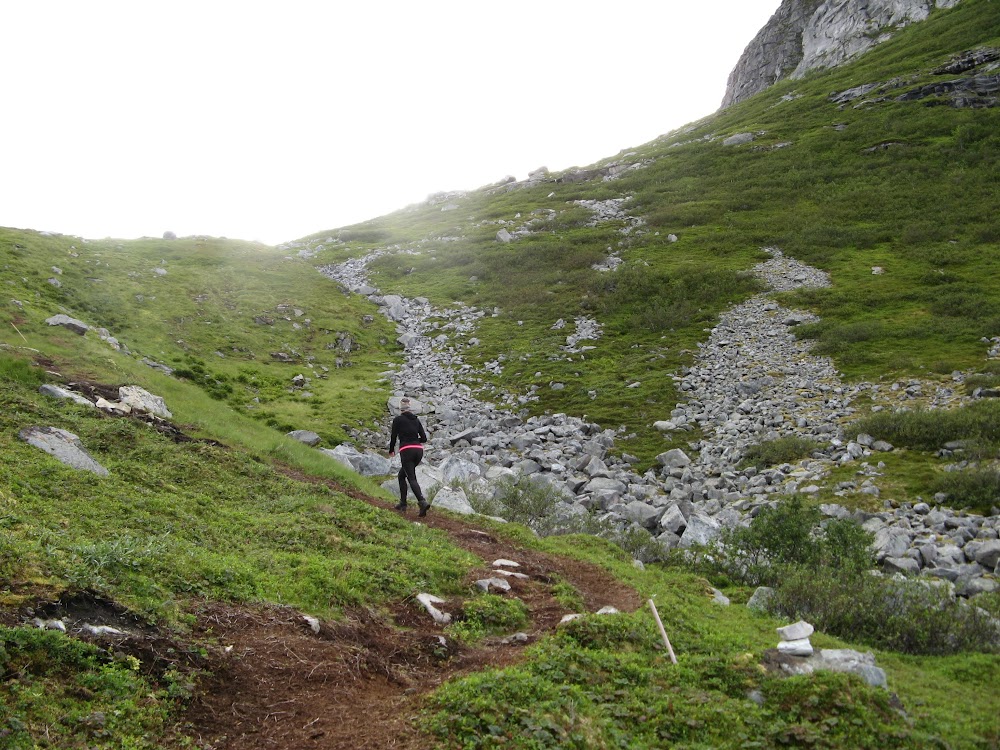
[180,483,642,749]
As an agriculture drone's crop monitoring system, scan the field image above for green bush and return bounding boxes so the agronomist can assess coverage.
[930,469,1000,514]
[449,595,529,642]
[738,436,822,471]
[714,497,874,587]
[769,568,1000,655]
[852,401,1000,453]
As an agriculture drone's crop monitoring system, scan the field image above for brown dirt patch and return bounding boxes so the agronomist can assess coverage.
[178,475,642,750]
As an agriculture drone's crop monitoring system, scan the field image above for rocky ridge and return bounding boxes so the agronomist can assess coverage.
[318,246,1000,596]
[722,0,964,108]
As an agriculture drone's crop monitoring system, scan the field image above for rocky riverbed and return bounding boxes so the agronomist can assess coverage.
[316,247,1000,596]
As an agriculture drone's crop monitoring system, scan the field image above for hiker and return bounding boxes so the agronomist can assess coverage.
[388,397,430,516]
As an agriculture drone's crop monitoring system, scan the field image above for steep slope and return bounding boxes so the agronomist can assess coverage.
[2,1,1000,747]
[722,0,965,107]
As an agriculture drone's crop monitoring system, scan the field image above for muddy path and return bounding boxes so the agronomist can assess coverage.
[180,478,642,749]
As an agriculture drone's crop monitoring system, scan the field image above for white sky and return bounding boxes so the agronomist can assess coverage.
[1,1,779,246]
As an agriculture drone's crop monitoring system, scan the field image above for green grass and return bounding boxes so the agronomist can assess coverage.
[1,228,398,447]
[286,0,1000,463]
[0,627,172,749]
[2,1,1000,746]
[422,531,1000,749]
[0,373,477,621]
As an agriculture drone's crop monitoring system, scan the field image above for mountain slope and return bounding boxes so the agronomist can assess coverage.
[1,0,1000,747]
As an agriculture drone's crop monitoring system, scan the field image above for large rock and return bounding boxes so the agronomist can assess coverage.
[679,512,722,548]
[287,430,321,446]
[430,486,476,515]
[19,426,109,476]
[118,386,172,418]
[777,620,814,641]
[45,314,89,335]
[39,384,93,408]
[387,395,425,415]
[656,448,690,469]
[872,527,912,561]
[973,540,1000,569]
[621,501,664,530]
[659,504,687,535]
[438,455,483,484]
[767,647,887,688]
[811,649,888,688]
[321,444,391,476]
[747,586,775,612]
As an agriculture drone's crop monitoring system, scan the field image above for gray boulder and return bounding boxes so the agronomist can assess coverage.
[679,512,721,548]
[431,486,476,515]
[39,384,93,408]
[747,586,775,612]
[19,426,109,476]
[45,314,89,335]
[287,430,321,446]
[621,501,664,530]
[723,132,755,146]
[438,455,483,484]
[659,504,687,535]
[656,448,691,469]
[118,386,172,418]
[387,395,425,415]
[812,649,888,689]
[321,444,391,476]
[883,556,920,575]
[777,620,814,641]
[973,540,1000,569]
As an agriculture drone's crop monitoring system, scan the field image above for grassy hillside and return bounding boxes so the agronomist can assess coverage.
[295,0,999,466]
[1,229,398,446]
[1,0,999,747]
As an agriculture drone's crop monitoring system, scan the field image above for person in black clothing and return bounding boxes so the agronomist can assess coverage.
[388,397,430,516]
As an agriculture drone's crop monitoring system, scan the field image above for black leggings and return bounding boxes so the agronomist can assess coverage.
[397,447,426,504]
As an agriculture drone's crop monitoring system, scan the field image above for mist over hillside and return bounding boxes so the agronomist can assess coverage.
[2,1,999,747]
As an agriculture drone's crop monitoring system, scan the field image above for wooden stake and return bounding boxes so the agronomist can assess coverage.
[10,322,27,343]
[648,598,678,665]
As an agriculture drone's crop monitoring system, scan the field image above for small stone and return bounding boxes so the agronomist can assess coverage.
[776,620,814,641]
[778,638,814,656]
[475,577,512,593]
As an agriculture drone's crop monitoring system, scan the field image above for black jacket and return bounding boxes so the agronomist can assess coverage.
[389,412,427,452]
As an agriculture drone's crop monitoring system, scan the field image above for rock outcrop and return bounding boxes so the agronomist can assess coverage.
[722,0,963,108]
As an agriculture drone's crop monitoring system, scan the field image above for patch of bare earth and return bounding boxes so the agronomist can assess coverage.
[180,493,641,750]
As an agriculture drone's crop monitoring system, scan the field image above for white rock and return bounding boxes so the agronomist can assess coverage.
[416,593,452,625]
[777,620,814,641]
[778,638,814,656]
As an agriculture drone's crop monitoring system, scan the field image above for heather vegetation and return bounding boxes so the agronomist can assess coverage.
[2,0,1000,747]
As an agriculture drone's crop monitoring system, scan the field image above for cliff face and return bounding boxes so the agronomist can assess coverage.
[721,0,963,108]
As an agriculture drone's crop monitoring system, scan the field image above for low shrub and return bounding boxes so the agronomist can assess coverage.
[449,595,528,643]
[738,436,822,471]
[769,568,1000,655]
[713,497,874,587]
[852,400,1000,453]
[930,468,1000,514]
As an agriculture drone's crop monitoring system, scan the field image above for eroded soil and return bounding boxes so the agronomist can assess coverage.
[8,476,641,750]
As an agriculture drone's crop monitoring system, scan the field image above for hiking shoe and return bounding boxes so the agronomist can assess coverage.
[394,502,408,511]
[418,501,430,517]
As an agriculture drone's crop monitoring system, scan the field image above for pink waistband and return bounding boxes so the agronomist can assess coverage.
[398,444,423,452]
